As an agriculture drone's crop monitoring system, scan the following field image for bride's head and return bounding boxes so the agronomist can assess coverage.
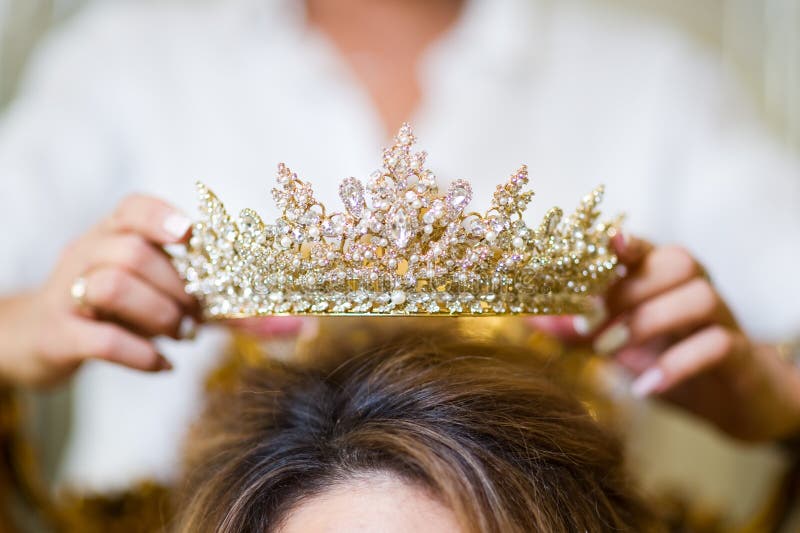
[176,323,656,532]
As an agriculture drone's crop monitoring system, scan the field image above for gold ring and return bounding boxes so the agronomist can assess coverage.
[70,276,89,309]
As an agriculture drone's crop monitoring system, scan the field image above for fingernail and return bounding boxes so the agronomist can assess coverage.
[573,302,607,336]
[163,213,192,240]
[157,355,174,371]
[179,316,197,340]
[593,322,630,355]
[631,367,664,397]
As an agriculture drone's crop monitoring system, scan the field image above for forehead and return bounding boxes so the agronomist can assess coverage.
[276,472,463,533]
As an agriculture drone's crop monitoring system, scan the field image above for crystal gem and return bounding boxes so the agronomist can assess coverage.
[339,177,365,217]
[447,179,472,211]
[388,207,412,248]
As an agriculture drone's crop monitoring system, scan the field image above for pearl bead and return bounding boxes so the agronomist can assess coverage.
[512,237,525,249]
[485,231,497,242]
[280,236,292,248]
[390,290,406,306]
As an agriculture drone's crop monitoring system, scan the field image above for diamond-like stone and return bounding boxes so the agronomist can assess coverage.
[447,179,472,211]
[293,301,310,312]
[388,207,411,248]
[299,208,321,225]
[339,177,365,217]
[322,213,346,237]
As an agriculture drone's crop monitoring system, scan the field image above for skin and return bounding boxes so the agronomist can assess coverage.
[277,473,463,533]
[598,234,800,442]
[0,195,193,386]
[305,0,463,134]
[0,0,797,442]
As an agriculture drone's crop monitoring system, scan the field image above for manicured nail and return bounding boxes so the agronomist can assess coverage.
[573,302,607,336]
[163,213,192,240]
[179,316,197,340]
[593,322,630,355]
[157,355,174,371]
[631,368,664,397]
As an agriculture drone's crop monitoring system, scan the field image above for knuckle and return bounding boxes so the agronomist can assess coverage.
[705,325,735,358]
[155,302,181,331]
[662,245,699,279]
[113,196,134,218]
[118,193,144,211]
[689,278,719,316]
[60,238,81,261]
[120,236,152,270]
[93,327,123,358]
[112,194,147,223]
[93,269,129,305]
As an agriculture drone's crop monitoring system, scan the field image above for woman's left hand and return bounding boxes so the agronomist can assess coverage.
[559,234,800,442]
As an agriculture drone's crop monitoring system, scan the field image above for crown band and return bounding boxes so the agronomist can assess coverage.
[173,124,620,318]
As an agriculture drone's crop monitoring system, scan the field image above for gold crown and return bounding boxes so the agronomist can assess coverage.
[173,124,620,318]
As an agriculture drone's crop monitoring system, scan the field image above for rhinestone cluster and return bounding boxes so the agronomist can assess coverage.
[173,124,620,318]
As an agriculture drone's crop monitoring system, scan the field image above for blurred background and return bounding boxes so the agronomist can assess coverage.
[0,1,799,531]
[2,0,799,151]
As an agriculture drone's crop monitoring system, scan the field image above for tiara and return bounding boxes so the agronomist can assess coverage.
[173,124,620,318]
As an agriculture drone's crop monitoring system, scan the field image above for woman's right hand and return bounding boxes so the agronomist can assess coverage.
[0,194,197,387]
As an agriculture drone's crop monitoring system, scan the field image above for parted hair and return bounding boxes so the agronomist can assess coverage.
[175,322,659,533]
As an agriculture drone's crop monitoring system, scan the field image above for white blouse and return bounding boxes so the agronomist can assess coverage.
[0,0,798,511]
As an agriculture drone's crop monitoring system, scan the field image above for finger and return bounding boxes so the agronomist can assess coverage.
[82,267,184,337]
[626,278,733,345]
[611,232,653,267]
[526,316,582,341]
[63,318,172,372]
[103,194,192,244]
[606,245,702,315]
[614,337,671,375]
[526,298,609,340]
[615,345,659,375]
[595,278,730,355]
[630,325,746,397]
[86,234,195,309]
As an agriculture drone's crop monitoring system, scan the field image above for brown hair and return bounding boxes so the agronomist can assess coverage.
[175,322,659,532]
